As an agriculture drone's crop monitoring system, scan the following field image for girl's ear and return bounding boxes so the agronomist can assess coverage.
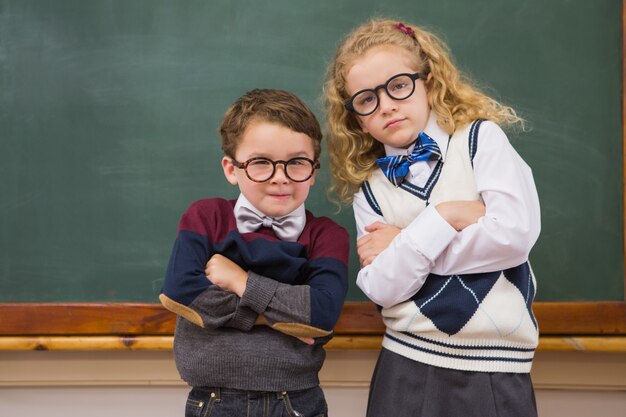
[221,156,239,185]
[424,72,434,90]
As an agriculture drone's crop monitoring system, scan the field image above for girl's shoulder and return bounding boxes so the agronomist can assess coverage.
[456,119,511,153]
[463,119,532,171]
[455,119,505,138]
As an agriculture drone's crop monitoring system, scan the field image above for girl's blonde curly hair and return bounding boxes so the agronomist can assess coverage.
[324,18,523,206]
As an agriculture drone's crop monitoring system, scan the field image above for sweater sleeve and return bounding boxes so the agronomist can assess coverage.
[356,205,457,308]
[238,220,350,339]
[159,200,258,331]
[184,286,258,331]
[431,121,541,274]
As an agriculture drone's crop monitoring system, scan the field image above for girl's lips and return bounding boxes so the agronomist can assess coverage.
[384,118,405,129]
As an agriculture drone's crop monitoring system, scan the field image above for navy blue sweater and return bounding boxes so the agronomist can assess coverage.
[160,198,349,390]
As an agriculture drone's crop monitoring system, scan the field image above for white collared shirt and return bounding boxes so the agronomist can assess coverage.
[354,111,541,308]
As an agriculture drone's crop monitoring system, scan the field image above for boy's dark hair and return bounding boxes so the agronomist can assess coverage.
[219,89,322,160]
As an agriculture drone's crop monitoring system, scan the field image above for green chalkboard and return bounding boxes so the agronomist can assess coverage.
[0,0,622,303]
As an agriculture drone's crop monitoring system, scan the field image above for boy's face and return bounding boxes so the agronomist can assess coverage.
[222,120,316,218]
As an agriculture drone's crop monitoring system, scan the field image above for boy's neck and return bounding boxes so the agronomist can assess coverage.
[233,194,305,219]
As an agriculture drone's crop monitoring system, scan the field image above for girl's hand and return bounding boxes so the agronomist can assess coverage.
[357,222,402,267]
[435,200,486,231]
[205,254,248,297]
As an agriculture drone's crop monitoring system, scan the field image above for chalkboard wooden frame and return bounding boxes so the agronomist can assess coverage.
[0,2,624,348]
[0,302,625,337]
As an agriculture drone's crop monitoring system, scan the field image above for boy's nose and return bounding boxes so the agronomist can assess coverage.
[270,165,289,183]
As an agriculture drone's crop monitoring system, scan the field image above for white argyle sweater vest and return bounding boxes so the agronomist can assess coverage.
[362,120,538,373]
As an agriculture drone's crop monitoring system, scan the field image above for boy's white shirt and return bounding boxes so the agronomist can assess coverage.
[354,111,541,308]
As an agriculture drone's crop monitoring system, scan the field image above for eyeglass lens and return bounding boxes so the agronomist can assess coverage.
[244,157,316,182]
[349,73,418,116]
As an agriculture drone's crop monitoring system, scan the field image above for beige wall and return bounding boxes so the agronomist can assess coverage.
[1,350,625,416]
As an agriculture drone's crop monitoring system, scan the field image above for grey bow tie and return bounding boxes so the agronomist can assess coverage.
[236,205,306,242]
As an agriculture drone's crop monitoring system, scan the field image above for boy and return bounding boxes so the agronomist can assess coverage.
[160,89,349,417]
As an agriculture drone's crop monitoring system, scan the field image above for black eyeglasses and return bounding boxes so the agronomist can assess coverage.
[344,72,426,116]
[232,157,320,183]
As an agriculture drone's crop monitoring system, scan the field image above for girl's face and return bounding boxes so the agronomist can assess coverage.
[222,120,316,218]
[345,45,430,149]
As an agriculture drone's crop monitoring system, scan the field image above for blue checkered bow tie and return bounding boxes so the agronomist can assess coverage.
[375,132,442,187]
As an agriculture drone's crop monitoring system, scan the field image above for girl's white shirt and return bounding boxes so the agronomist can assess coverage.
[354,111,541,308]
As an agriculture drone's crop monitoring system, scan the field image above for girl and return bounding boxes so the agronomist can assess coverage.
[324,19,541,417]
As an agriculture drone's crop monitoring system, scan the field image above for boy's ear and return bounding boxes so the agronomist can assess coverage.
[309,169,316,186]
[221,156,239,185]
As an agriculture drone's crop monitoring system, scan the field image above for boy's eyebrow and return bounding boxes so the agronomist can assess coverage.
[241,151,314,159]
[286,151,314,158]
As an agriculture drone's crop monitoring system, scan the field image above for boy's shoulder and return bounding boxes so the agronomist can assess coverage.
[185,197,235,213]
[304,209,347,234]
[303,210,350,245]
[301,210,349,263]
[179,198,236,235]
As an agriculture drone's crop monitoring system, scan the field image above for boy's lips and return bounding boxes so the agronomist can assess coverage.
[269,193,291,199]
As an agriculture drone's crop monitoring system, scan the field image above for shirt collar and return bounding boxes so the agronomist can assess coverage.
[382,110,450,161]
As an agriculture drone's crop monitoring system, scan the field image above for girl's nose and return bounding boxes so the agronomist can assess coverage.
[377,91,398,114]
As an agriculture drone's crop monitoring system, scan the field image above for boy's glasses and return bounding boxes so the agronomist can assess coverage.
[232,157,320,183]
[344,72,426,116]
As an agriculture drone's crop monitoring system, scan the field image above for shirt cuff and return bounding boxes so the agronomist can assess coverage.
[239,271,279,314]
[404,204,457,261]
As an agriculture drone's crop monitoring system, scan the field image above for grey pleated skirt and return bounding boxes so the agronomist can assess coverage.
[366,348,538,417]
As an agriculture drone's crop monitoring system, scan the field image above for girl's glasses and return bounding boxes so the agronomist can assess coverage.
[344,72,426,116]
[232,157,320,183]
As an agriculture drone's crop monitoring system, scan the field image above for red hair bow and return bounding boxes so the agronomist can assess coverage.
[394,22,415,38]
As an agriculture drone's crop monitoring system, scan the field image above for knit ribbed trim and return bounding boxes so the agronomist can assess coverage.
[176,352,322,391]
[382,330,535,373]
[398,158,444,200]
[361,181,383,216]
[241,271,280,314]
[225,302,258,331]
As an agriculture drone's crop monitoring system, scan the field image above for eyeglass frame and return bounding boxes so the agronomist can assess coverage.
[344,72,427,116]
[231,156,320,183]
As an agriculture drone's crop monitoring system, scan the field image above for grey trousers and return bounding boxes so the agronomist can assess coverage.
[366,348,538,417]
